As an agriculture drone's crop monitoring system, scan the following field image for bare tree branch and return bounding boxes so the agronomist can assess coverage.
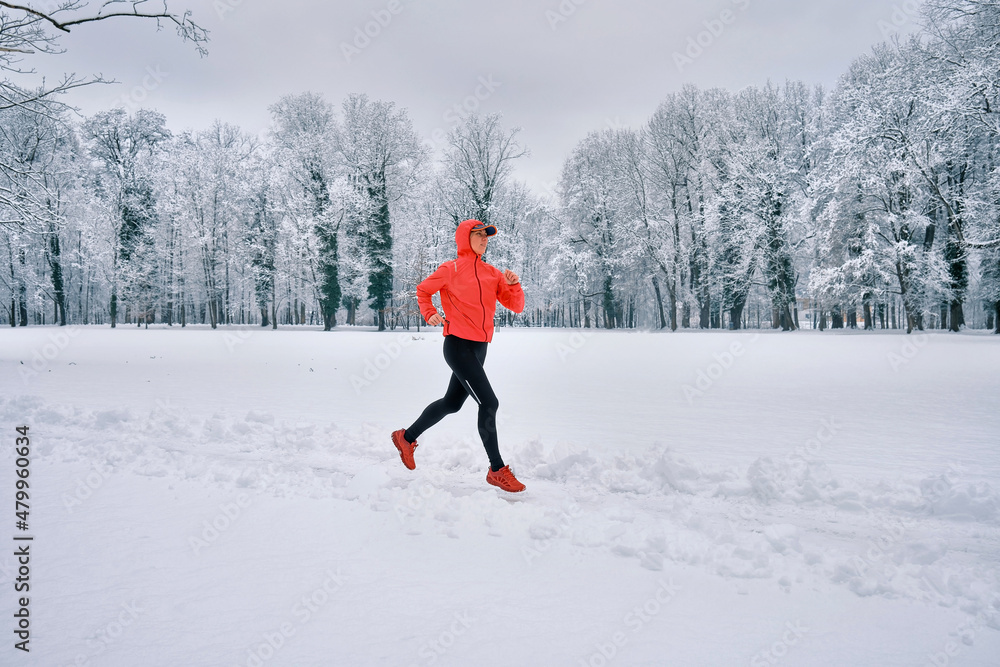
[0,1,209,53]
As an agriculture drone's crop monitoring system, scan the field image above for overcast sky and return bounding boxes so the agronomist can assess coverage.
[25,0,922,195]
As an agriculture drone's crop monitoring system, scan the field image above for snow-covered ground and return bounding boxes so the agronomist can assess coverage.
[1,325,998,666]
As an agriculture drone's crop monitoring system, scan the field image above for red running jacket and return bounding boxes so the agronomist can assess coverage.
[416,219,525,343]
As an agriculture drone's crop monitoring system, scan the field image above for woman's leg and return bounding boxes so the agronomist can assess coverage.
[403,338,472,443]
[440,336,505,472]
[404,335,505,471]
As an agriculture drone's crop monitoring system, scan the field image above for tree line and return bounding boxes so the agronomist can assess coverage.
[1,0,998,333]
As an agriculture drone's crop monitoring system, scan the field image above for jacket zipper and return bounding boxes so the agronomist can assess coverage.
[473,257,488,338]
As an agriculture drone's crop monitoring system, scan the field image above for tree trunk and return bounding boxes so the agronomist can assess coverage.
[863,301,873,330]
[15,246,27,326]
[729,301,745,330]
[942,166,968,333]
[367,184,392,332]
[667,289,677,331]
[949,300,964,332]
[602,274,616,329]
[778,303,795,331]
[651,275,667,329]
[47,222,67,326]
[346,297,356,326]
[165,222,175,326]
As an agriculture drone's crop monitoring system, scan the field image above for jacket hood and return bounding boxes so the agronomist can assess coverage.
[455,219,480,258]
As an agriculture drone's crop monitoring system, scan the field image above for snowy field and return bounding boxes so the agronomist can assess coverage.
[0,325,998,666]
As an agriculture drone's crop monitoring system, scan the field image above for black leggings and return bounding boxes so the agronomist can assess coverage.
[404,335,505,471]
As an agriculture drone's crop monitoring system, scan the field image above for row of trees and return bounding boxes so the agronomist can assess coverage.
[1,0,998,333]
[556,0,1000,333]
[1,92,535,331]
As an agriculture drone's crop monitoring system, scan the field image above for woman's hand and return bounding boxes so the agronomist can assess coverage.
[503,270,520,285]
[427,312,444,326]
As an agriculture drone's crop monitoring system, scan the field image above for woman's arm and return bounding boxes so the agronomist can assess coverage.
[496,269,525,314]
[416,263,450,323]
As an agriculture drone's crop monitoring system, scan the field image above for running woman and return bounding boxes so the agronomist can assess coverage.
[391,219,526,492]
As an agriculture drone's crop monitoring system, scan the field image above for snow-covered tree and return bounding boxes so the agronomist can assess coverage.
[440,113,528,228]
[269,93,339,330]
[164,122,258,328]
[334,93,424,331]
[83,108,169,327]
[558,130,633,328]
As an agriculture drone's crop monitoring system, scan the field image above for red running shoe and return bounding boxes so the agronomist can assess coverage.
[486,465,525,492]
[391,429,418,470]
